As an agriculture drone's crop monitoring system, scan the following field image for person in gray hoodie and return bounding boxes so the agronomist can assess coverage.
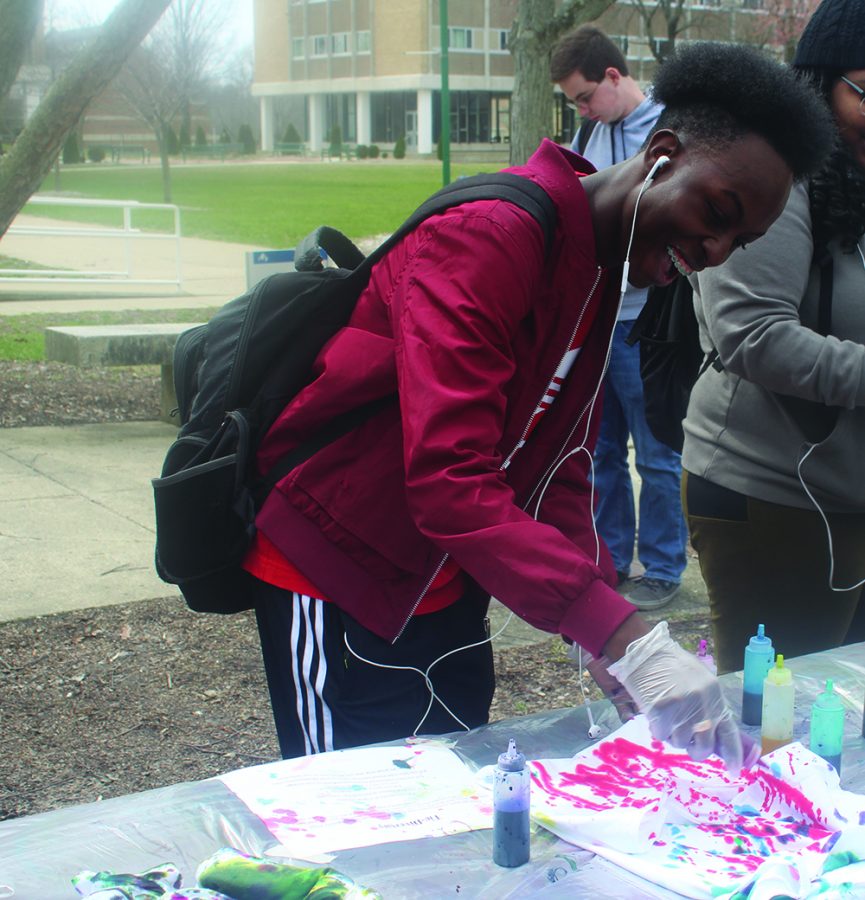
[551,26,687,612]
[682,0,865,674]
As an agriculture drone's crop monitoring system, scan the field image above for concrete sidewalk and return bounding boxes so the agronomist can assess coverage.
[0,421,181,622]
[0,417,709,644]
[0,213,259,314]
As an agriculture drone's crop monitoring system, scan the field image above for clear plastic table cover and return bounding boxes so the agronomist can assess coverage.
[2,642,864,899]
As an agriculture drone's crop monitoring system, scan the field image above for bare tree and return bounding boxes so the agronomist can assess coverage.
[509,0,615,166]
[115,0,231,203]
[0,0,171,238]
[742,0,820,61]
[628,0,691,62]
[0,0,45,104]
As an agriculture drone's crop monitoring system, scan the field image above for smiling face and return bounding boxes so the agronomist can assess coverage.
[624,133,794,289]
[831,68,865,172]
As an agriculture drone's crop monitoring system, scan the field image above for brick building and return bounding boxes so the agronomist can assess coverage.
[252,0,780,156]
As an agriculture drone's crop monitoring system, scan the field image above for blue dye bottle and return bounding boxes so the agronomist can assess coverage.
[742,624,775,726]
[810,679,844,773]
[493,738,530,867]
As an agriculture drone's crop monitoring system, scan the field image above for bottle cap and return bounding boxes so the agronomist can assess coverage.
[748,623,773,649]
[814,679,844,711]
[497,738,526,772]
[766,654,793,686]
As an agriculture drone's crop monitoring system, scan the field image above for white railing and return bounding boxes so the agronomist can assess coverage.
[1,196,183,289]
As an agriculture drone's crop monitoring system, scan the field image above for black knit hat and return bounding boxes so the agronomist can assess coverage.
[793,0,865,70]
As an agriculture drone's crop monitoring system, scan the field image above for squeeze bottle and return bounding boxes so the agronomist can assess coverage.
[697,639,717,675]
[742,624,775,725]
[492,738,530,867]
[810,679,844,773]
[761,655,794,756]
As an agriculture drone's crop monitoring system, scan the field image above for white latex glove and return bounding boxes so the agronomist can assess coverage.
[608,621,744,775]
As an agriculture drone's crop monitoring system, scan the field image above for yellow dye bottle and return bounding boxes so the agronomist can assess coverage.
[761,654,794,756]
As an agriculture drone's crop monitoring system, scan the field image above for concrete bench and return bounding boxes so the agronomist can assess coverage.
[275,142,306,156]
[182,143,245,161]
[44,323,203,424]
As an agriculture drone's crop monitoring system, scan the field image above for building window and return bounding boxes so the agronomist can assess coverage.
[312,35,327,57]
[449,27,473,50]
[356,30,371,53]
[609,35,629,55]
[331,32,349,55]
[494,29,509,52]
[292,37,305,59]
[741,0,764,8]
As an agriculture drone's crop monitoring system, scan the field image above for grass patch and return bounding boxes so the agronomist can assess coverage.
[0,308,220,362]
[33,161,501,247]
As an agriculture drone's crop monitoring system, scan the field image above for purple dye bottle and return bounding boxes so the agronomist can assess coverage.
[742,624,775,726]
[492,738,530,867]
[697,639,717,675]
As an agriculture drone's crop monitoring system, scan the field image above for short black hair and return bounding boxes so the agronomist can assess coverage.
[549,25,629,83]
[651,41,835,180]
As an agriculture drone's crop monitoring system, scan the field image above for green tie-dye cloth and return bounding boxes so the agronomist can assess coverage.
[72,848,383,899]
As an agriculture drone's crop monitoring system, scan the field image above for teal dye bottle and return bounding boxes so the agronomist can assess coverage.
[810,679,844,773]
[742,624,775,726]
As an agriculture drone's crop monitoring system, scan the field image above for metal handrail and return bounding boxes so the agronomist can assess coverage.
[2,195,183,288]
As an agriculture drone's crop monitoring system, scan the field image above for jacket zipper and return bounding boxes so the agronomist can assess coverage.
[525,268,608,515]
[392,267,604,643]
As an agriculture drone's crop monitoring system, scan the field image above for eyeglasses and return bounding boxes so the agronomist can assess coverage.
[840,76,865,117]
[564,83,599,112]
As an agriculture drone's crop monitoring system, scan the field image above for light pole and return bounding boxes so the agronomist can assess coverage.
[439,0,450,186]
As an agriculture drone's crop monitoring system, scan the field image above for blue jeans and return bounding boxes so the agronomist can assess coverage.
[593,321,687,583]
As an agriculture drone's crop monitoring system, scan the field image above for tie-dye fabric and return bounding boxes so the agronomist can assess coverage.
[530,716,865,899]
[72,848,381,900]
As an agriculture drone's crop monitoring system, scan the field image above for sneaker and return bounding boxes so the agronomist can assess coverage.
[626,577,680,610]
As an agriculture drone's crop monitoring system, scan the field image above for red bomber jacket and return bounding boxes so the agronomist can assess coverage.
[253,139,637,657]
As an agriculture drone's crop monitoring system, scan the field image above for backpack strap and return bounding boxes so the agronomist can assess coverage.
[297,173,558,275]
[814,242,834,336]
[576,118,598,156]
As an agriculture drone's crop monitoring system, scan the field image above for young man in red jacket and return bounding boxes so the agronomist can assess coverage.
[243,43,832,773]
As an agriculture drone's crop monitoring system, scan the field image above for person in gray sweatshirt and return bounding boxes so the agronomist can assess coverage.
[551,26,687,612]
[682,0,865,674]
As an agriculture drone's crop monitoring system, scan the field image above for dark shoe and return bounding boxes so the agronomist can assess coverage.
[626,577,680,610]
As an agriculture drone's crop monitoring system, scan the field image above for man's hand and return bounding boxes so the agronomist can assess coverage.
[585,654,639,723]
[607,621,745,775]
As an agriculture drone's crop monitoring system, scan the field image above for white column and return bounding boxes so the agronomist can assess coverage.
[259,96,275,151]
[308,94,324,152]
[417,88,433,156]
[356,91,371,145]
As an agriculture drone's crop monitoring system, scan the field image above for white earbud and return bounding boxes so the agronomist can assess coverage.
[588,723,602,740]
[645,154,671,183]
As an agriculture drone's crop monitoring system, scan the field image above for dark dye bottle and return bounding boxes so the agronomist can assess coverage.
[742,624,774,726]
[492,738,530,868]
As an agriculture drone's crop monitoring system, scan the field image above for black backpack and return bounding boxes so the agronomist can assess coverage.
[152,173,557,614]
[624,278,717,454]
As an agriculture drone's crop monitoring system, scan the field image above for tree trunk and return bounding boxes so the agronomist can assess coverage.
[159,124,173,204]
[509,0,615,166]
[0,0,43,104]
[0,0,171,238]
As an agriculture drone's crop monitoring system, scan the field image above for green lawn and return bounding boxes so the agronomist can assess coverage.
[31,160,501,248]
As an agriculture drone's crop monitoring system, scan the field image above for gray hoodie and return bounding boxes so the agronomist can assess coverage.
[683,181,865,512]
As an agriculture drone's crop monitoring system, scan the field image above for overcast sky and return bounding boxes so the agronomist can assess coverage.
[45,0,255,46]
